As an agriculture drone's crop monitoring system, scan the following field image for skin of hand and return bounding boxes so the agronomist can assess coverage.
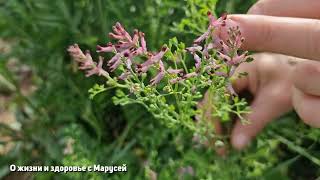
[206,0,320,151]
[213,53,301,151]
[243,0,320,128]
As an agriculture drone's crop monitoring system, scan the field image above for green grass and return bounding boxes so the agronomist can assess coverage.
[0,0,320,179]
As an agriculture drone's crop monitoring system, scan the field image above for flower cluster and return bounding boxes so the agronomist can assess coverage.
[68,12,252,139]
[186,12,251,95]
[68,44,108,77]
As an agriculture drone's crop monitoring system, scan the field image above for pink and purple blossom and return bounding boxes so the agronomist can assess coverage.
[150,60,165,86]
[69,13,249,91]
[68,44,108,77]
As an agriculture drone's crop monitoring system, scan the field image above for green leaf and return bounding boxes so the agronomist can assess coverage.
[88,84,107,99]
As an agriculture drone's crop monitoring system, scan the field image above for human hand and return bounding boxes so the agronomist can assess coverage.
[200,52,304,152]
[213,53,303,151]
[223,0,320,150]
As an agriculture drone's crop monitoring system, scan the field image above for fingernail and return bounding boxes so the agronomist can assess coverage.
[232,133,249,150]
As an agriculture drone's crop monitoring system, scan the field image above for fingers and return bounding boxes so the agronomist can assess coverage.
[248,0,320,19]
[228,15,320,61]
[293,61,320,96]
[231,90,292,150]
[292,88,320,127]
[231,56,258,95]
[292,61,320,127]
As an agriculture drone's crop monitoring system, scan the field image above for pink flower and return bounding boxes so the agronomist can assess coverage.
[204,62,220,73]
[115,41,134,52]
[68,44,108,77]
[184,72,197,79]
[227,82,237,95]
[194,12,227,45]
[193,53,201,71]
[96,43,116,53]
[219,40,231,54]
[96,23,153,75]
[194,30,210,44]
[78,50,95,70]
[108,23,140,53]
[132,29,139,45]
[109,60,122,72]
[85,56,106,77]
[207,11,227,28]
[94,22,166,77]
[118,71,131,80]
[234,33,245,49]
[218,52,247,66]
[132,47,144,56]
[232,53,247,65]
[106,50,130,72]
[186,45,202,53]
[123,51,133,69]
[150,46,168,63]
[202,43,216,58]
[217,52,231,64]
[107,53,122,72]
[138,46,168,73]
[229,65,236,77]
[167,68,183,74]
[109,32,126,40]
[139,32,147,53]
[112,22,133,43]
[150,60,165,85]
[169,77,183,84]
[67,44,87,62]
[187,45,202,71]
[214,71,228,77]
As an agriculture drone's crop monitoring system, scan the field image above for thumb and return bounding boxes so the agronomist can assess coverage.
[231,89,292,150]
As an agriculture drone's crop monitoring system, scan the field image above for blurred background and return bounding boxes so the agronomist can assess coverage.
[0,0,320,179]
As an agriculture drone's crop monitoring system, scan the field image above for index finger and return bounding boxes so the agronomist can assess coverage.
[248,0,320,19]
[229,15,320,61]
